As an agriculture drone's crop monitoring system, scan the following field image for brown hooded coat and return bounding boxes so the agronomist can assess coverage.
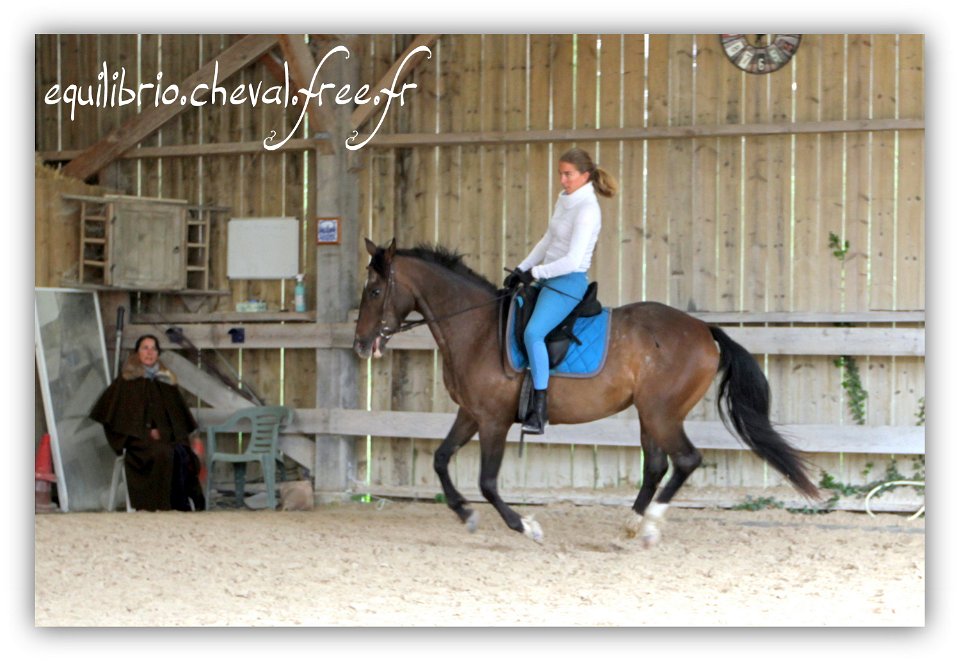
[89,353,204,511]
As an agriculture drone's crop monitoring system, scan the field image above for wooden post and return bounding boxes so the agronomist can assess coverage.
[313,41,360,500]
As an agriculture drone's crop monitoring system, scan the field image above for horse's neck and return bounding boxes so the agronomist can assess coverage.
[402,259,497,359]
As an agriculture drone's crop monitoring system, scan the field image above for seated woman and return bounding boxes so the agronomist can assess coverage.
[90,334,205,511]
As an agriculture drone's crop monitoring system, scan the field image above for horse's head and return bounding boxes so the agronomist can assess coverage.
[353,238,416,359]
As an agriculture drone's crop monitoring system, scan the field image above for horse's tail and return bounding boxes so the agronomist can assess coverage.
[709,326,820,499]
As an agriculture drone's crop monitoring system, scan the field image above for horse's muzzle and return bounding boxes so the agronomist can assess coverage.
[353,334,388,359]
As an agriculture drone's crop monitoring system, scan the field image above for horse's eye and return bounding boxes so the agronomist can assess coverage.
[371,288,382,297]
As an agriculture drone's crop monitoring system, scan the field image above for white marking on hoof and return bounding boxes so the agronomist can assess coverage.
[465,510,479,533]
[641,525,661,548]
[521,515,543,544]
[639,502,669,548]
[622,512,644,539]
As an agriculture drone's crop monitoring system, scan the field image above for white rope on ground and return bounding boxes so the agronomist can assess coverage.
[864,480,925,520]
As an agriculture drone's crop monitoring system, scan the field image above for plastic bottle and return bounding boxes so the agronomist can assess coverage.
[294,274,306,312]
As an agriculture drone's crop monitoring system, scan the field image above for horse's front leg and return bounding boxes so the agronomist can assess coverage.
[433,408,480,530]
[477,422,543,543]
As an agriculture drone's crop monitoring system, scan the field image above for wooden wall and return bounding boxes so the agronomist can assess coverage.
[355,34,925,501]
[35,34,925,504]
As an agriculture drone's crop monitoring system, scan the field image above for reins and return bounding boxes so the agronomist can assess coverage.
[376,263,514,340]
[387,293,514,336]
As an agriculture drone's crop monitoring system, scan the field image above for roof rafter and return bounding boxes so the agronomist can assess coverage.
[350,34,439,131]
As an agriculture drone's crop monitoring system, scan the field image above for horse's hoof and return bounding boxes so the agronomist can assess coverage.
[622,512,643,539]
[521,515,544,544]
[640,519,662,548]
[465,510,479,534]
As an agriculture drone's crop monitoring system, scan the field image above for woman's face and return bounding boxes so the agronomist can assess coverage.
[558,161,590,195]
[137,338,159,368]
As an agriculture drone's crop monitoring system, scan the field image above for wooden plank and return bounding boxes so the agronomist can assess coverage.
[39,138,321,162]
[436,35,463,255]
[896,34,924,311]
[644,34,670,305]
[866,35,901,430]
[458,35,482,269]
[869,35,899,312]
[35,35,61,153]
[123,321,925,356]
[479,34,506,283]
[61,34,279,181]
[137,34,164,199]
[667,35,695,310]
[620,35,646,306]
[714,32,743,314]
[526,34,552,279]
[56,35,82,151]
[502,35,530,278]
[843,35,872,314]
[352,118,924,148]
[595,34,623,307]
[238,407,926,456]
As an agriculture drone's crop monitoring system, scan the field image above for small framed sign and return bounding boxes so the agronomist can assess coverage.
[316,217,341,245]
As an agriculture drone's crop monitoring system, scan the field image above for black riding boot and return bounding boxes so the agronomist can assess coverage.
[522,389,548,435]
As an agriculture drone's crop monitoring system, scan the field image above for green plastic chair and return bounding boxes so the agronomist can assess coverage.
[204,406,292,510]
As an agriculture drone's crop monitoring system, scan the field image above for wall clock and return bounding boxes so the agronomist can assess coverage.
[720,34,801,74]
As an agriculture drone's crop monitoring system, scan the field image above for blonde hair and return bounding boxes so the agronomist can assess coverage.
[559,147,618,198]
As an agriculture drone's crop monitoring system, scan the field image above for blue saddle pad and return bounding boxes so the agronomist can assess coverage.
[507,301,611,378]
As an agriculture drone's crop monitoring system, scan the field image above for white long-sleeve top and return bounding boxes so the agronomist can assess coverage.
[518,181,601,280]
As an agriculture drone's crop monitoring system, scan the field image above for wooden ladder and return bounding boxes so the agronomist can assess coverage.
[78,198,114,286]
[186,206,211,291]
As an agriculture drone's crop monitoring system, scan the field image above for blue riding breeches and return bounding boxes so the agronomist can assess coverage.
[523,271,589,390]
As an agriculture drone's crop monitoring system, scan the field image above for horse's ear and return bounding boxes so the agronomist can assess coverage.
[385,238,397,261]
[364,238,378,257]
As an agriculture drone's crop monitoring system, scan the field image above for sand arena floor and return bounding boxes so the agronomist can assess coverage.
[34,499,924,627]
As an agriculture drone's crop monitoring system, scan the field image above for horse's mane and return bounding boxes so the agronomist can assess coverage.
[372,243,498,294]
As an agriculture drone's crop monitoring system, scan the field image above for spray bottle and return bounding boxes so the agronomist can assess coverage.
[294,274,306,312]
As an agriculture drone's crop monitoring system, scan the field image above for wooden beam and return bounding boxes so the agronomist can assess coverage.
[276,34,335,153]
[138,309,925,326]
[350,34,440,131]
[61,34,280,182]
[39,138,319,162]
[195,407,926,456]
[123,322,925,356]
[356,118,924,149]
[38,118,923,163]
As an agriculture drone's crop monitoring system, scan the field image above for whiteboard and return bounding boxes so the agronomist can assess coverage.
[227,217,300,279]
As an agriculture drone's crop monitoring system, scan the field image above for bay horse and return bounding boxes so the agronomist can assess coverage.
[353,239,819,546]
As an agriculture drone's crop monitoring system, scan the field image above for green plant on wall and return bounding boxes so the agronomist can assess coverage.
[834,355,868,425]
[828,231,850,260]
[828,232,867,425]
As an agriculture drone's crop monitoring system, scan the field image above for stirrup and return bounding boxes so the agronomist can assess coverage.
[521,415,544,435]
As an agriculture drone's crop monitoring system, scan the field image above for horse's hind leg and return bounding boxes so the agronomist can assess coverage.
[623,427,669,539]
[625,419,702,547]
[434,408,480,529]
